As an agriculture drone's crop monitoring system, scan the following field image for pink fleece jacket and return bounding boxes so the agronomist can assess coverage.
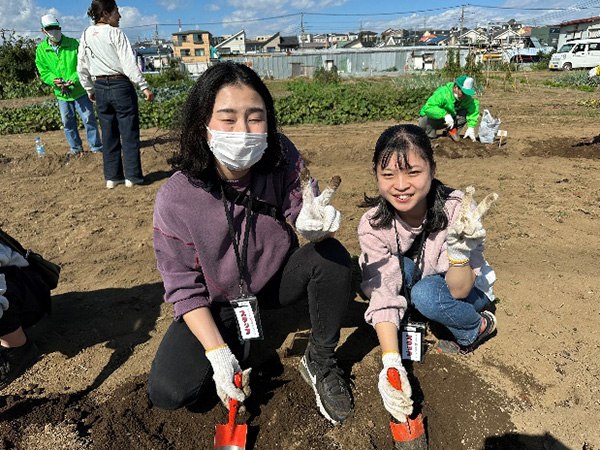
[358,189,495,329]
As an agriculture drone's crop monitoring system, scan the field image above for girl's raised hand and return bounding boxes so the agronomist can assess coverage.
[446,186,498,264]
[295,168,342,242]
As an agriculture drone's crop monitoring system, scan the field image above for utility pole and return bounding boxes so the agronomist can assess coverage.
[301,13,304,33]
[460,5,465,37]
[154,23,159,43]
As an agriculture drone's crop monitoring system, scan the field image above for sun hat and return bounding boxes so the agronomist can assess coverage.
[41,14,60,28]
[455,75,475,95]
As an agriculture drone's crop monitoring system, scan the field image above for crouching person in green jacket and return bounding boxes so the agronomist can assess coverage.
[35,14,102,156]
[418,75,479,142]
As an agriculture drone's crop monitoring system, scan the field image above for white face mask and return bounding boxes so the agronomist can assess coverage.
[45,30,62,43]
[207,127,268,171]
[453,92,459,101]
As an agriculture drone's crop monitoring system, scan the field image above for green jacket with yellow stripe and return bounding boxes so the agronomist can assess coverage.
[35,35,87,101]
[420,82,480,128]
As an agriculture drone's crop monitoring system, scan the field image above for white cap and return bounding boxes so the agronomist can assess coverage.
[41,14,60,28]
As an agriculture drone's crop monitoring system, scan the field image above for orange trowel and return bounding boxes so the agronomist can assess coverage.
[214,373,247,450]
[387,368,428,450]
[448,127,460,142]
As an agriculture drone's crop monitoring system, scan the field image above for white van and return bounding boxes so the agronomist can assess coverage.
[549,38,600,70]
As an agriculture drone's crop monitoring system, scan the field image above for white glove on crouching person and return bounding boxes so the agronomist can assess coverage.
[463,127,476,142]
[589,67,599,78]
[446,186,499,265]
[205,344,251,410]
[378,351,413,422]
[295,168,342,243]
[444,113,455,129]
[0,274,8,320]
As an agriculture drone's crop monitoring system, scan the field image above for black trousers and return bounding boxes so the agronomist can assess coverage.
[0,265,51,336]
[148,238,352,410]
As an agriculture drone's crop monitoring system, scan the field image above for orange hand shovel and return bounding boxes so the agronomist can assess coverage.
[214,372,247,450]
[387,368,428,450]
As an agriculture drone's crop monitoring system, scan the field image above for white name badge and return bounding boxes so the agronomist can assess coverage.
[401,322,426,362]
[231,296,263,341]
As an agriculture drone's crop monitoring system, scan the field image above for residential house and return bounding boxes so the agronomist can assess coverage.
[172,30,212,63]
[279,36,300,52]
[490,27,524,47]
[358,31,378,43]
[261,33,281,53]
[245,40,264,53]
[556,16,600,48]
[135,45,173,71]
[338,39,377,49]
[454,28,489,46]
[215,30,246,56]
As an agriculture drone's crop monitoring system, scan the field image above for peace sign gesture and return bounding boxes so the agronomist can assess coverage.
[295,168,342,242]
[446,186,499,265]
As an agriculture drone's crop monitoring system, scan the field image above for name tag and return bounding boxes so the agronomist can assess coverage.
[401,322,426,362]
[231,296,263,341]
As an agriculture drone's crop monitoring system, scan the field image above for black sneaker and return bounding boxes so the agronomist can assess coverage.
[0,339,39,390]
[298,350,354,423]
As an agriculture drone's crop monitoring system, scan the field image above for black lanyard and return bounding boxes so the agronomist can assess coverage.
[220,175,254,297]
[393,219,429,307]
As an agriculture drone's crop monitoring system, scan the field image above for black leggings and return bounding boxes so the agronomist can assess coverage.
[148,238,352,410]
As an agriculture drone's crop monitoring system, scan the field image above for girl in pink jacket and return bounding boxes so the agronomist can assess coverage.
[358,124,498,422]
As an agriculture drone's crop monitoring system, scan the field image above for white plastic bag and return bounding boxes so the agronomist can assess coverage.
[478,109,501,144]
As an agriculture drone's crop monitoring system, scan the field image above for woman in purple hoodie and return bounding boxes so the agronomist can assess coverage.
[358,124,498,423]
[148,62,354,424]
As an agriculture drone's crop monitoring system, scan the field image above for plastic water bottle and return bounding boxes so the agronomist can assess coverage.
[35,137,45,158]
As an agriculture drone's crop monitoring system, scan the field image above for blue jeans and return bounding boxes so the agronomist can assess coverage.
[58,95,102,154]
[94,78,143,181]
[402,257,488,346]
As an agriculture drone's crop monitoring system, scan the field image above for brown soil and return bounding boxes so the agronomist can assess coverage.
[1,73,599,450]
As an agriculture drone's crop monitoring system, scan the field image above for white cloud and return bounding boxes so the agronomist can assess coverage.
[206,4,221,12]
[0,0,58,37]
[159,0,180,12]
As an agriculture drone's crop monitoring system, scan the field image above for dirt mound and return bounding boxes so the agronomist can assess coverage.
[525,136,600,159]
[432,137,508,159]
[0,346,518,450]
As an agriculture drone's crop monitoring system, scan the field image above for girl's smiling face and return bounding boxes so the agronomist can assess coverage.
[376,149,433,226]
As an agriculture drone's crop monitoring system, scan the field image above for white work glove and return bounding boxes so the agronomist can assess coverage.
[444,113,455,129]
[378,352,413,422]
[295,167,342,243]
[205,344,251,410]
[0,274,8,319]
[589,67,598,78]
[446,186,499,264]
[463,127,476,142]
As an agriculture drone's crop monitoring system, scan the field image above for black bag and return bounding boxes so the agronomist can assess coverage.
[0,228,61,290]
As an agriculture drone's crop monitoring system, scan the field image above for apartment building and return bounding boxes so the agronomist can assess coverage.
[172,30,212,63]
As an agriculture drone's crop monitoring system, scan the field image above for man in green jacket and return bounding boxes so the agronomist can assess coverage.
[35,14,102,155]
[418,75,479,142]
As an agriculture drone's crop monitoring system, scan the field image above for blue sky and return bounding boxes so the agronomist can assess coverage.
[2,0,598,42]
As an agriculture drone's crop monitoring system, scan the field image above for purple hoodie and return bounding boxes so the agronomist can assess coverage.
[153,135,317,320]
